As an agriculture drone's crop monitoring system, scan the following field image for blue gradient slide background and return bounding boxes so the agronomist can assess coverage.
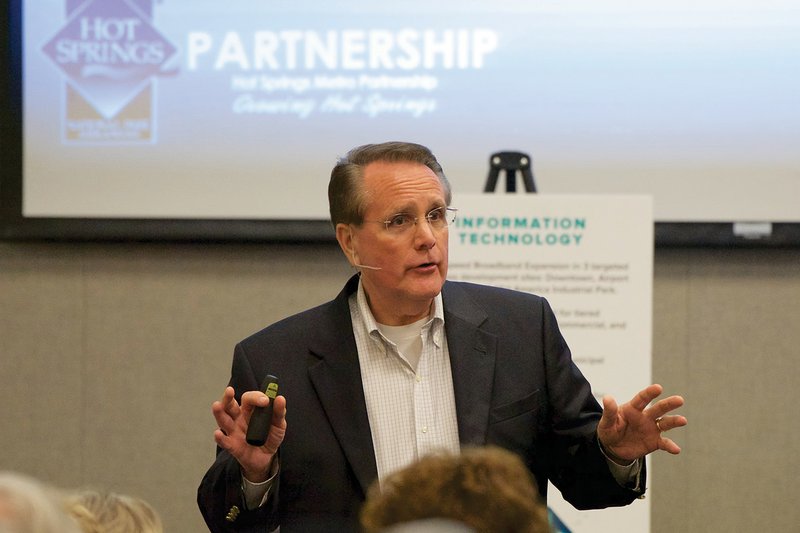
[22,0,799,221]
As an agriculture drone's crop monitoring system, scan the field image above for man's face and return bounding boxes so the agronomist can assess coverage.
[339,160,449,325]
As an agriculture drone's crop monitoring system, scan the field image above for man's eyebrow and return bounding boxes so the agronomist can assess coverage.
[384,200,446,215]
[384,202,416,215]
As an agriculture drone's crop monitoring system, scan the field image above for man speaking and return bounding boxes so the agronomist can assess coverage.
[198,141,686,532]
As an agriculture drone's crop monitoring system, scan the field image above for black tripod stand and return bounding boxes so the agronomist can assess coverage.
[483,151,537,193]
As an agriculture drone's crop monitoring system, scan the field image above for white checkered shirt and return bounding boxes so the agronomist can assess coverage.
[349,280,461,486]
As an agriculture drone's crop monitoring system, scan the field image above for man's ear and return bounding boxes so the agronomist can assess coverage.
[335,223,357,266]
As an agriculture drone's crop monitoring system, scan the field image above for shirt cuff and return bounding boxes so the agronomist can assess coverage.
[606,455,642,488]
[598,441,643,490]
[241,457,280,510]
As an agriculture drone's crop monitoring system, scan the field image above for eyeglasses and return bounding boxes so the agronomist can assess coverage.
[365,207,458,234]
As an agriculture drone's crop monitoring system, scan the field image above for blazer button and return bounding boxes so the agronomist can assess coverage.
[226,505,241,522]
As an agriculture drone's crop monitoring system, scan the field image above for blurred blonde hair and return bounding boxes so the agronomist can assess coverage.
[64,490,162,533]
[0,471,81,533]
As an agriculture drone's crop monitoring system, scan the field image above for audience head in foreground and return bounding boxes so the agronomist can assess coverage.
[64,490,163,533]
[0,471,80,533]
[360,446,552,533]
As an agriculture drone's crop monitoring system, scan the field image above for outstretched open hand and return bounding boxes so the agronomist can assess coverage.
[597,383,687,463]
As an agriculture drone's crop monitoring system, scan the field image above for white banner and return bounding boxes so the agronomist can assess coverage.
[448,193,653,533]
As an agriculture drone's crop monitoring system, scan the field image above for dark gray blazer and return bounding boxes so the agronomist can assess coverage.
[198,275,644,532]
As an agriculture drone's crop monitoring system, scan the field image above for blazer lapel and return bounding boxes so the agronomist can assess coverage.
[442,282,497,447]
[307,276,378,497]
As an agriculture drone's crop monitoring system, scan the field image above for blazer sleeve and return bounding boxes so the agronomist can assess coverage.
[537,297,645,509]
[197,343,281,532]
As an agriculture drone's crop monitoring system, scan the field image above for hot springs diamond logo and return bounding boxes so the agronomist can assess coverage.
[42,0,177,142]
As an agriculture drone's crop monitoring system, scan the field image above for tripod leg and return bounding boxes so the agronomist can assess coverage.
[505,170,517,193]
[484,168,500,192]
[522,168,536,192]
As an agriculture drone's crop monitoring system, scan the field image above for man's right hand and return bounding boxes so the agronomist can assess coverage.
[211,386,287,482]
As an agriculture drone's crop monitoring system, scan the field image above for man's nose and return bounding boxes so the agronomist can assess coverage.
[413,217,437,248]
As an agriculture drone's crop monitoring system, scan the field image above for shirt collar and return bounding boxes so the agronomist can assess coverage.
[355,278,445,344]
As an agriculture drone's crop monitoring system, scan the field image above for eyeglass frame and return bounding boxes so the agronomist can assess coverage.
[360,206,458,234]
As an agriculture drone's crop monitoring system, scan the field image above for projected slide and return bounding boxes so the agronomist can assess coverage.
[21,0,800,222]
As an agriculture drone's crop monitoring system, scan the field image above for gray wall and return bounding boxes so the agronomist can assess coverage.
[1,242,798,532]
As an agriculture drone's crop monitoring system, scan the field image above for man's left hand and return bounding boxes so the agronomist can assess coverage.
[597,383,687,463]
